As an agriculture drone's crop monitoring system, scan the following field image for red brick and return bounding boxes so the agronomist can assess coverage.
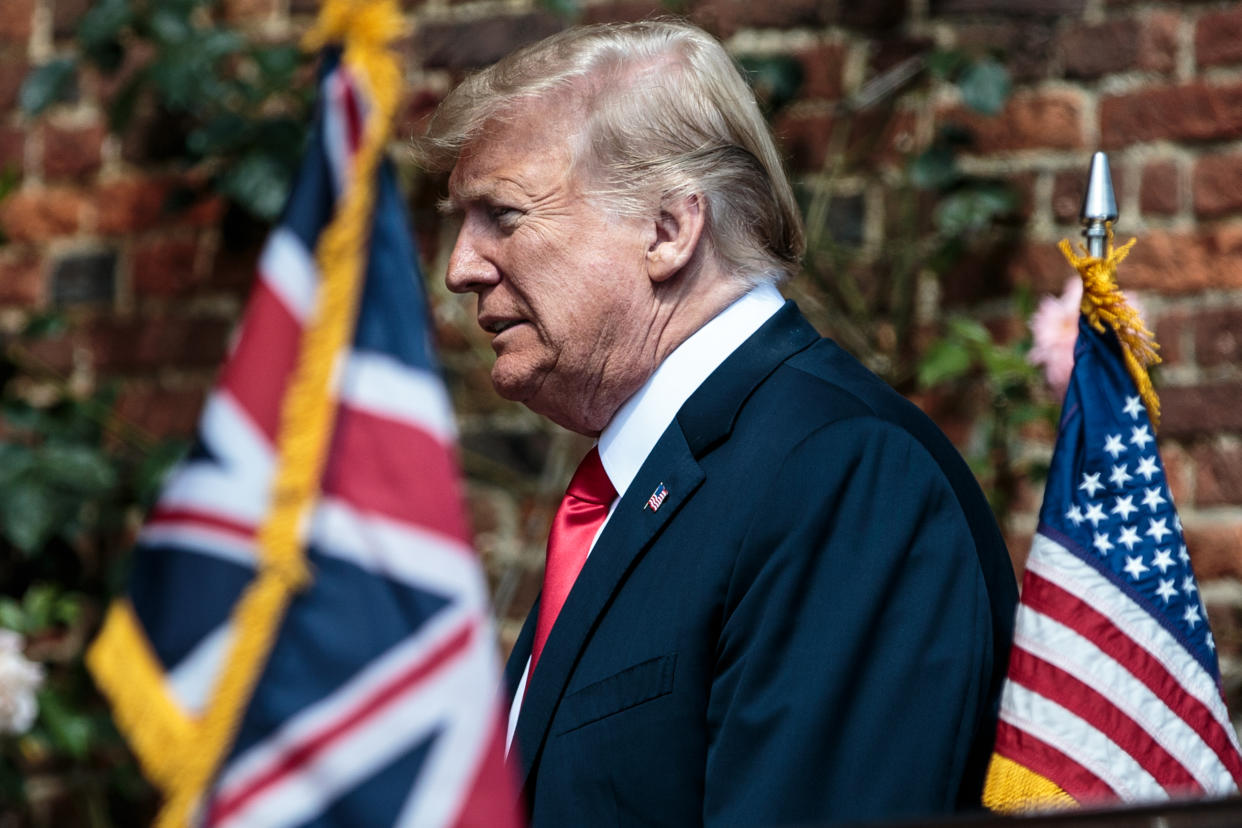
[221,0,278,21]
[0,246,42,306]
[0,0,34,42]
[773,106,916,174]
[795,41,847,102]
[1161,383,1242,439]
[0,125,23,173]
[41,121,105,180]
[183,193,226,228]
[931,0,1084,13]
[52,0,92,38]
[1005,172,1036,223]
[395,88,442,143]
[1193,153,1242,218]
[1203,591,1242,661]
[1192,442,1242,507]
[1052,165,1129,224]
[1182,522,1242,581]
[1006,529,1034,578]
[1160,441,1192,507]
[1005,240,1076,294]
[113,383,205,439]
[88,314,232,372]
[1140,12,1179,75]
[838,0,905,30]
[1196,6,1242,68]
[1059,19,1140,80]
[772,109,833,172]
[692,0,831,39]
[1140,159,1178,216]
[18,326,76,373]
[131,234,203,297]
[1118,227,1242,294]
[94,176,171,235]
[0,186,88,242]
[954,22,1054,82]
[857,107,918,167]
[417,13,564,71]
[941,90,1084,154]
[869,36,933,76]
[1101,81,1242,149]
[0,48,26,110]
[582,1,669,25]
[1191,307,1242,368]
[1153,309,1187,366]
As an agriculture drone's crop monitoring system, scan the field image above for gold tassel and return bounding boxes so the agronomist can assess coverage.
[1058,226,1162,429]
[982,753,1078,813]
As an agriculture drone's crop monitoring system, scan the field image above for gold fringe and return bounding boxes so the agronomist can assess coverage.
[302,0,410,53]
[1058,226,1162,429]
[982,753,1078,813]
[152,2,407,824]
[85,602,194,792]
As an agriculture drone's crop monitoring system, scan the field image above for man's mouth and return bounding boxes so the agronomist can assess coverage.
[482,318,523,335]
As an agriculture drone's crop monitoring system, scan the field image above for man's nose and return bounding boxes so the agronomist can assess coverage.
[445,221,498,294]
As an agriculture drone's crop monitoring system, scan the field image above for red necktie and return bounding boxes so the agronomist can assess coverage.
[529,447,616,677]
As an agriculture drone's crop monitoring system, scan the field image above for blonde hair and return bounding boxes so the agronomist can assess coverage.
[413,20,804,285]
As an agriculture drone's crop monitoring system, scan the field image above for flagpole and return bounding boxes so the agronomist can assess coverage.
[1080,151,1117,259]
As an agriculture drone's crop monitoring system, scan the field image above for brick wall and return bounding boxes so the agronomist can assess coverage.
[2,0,1241,716]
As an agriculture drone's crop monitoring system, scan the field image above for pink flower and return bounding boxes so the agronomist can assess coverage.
[1028,276,1082,399]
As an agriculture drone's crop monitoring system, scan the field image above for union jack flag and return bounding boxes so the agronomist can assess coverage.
[89,45,518,826]
[984,315,1242,808]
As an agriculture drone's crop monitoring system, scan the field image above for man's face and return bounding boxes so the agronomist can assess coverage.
[444,100,659,435]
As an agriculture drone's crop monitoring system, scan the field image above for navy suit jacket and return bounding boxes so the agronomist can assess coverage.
[504,302,1018,826]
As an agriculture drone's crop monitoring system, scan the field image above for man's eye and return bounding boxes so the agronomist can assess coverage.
[488,206,522,228]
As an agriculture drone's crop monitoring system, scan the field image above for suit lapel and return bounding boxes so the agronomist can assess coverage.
[512,423,703,788]
[509,301,821,791]
[504,602,537,703]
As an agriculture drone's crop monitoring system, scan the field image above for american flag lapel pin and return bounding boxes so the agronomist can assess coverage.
[644,482,669,512]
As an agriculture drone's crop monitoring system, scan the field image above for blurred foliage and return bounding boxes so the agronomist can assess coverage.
[21,0,312,221]
[0,166,20,247]
[0,324,185,825]
[917,301,1055,523]
[737,55,805,116]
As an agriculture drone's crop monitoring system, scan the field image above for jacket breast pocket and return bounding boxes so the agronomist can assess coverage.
[553,653,677,736]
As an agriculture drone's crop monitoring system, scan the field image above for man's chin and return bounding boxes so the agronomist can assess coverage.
[489,363,537,405]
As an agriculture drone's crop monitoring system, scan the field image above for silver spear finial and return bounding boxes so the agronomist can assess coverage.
[1080,151,1118,259]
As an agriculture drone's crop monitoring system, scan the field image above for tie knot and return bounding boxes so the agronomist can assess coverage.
[566,447,615,505]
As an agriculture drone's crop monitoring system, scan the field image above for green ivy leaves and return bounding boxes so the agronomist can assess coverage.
[21,0,310,222]
[958,58,1010,117]
[736,55,805,116]
[18,60,77,116]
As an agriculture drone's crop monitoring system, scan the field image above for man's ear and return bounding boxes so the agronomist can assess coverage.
[646,193,705,283]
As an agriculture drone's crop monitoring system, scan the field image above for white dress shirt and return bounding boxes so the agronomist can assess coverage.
[506,281,785,751]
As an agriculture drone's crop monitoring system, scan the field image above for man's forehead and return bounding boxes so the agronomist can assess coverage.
[447,114,578,203]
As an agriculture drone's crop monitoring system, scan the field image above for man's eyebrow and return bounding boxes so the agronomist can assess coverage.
[438,180,492,215]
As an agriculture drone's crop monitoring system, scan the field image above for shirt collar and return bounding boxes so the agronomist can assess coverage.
[597,282,784,498]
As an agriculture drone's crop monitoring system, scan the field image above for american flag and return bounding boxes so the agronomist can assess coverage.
[985,315,1242,807]
[89,46,518,826]
[644,483,668,512]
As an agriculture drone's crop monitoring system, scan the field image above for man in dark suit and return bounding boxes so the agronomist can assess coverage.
[415,20,1018,826]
